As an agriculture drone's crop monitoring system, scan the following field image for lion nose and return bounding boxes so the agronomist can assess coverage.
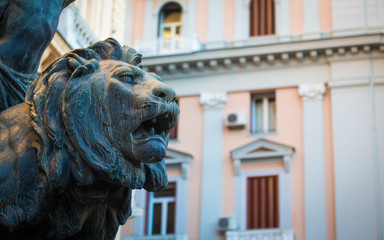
[152,85,177,101]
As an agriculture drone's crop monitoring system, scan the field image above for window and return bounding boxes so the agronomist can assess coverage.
[158,3,182,38]
[251,92,276,134]
[247,175,279,229]
[158,3,183,53]
[249,0,275,36]
[147,182,176,235]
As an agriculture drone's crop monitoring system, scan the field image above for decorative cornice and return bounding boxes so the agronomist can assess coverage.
[141,33,384,79]
[299,83,326,101]
[200,92,227,110]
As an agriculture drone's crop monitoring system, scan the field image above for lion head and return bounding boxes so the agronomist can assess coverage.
[26,38,179,192]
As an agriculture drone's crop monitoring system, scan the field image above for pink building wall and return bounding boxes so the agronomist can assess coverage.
[130,0,334,44]
[196,0,209,43]
[168,95,205,240]
[224,0,236,41]
[219,88,305,240]
[122,1,340,239]
[319,0,333,31]
[131,0,145,44]
[324,86,336,240]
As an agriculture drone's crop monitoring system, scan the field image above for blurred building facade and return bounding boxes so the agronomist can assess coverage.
[45,1,384,240]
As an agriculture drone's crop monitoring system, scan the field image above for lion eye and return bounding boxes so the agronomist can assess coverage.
[120,75,134,84]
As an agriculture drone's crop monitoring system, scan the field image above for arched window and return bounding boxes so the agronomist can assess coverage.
[158,2,183,39]
[250,0,275,36]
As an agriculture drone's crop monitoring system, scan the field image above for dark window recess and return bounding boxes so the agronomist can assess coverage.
[169,100,178,139]
[247,175,279,229]
[148,182,176,235]
[250,0,275,36]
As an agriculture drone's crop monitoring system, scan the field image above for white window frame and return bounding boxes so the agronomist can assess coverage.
[251,92,276,134]
[152,0,189,40]
[147,185,176,235]
[133,149,191,237]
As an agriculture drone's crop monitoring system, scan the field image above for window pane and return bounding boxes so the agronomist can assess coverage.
[166,202,176,234]
[175,26,182,35]
[268,98,276,132]
[162,26,172,38]
[152,203,162,235]
[255,99,263,133]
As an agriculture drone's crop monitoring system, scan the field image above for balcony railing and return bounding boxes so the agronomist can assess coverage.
[57,4,98,49]
[226,228,294,240]
[135,37,201,57]
[124,234,188,240]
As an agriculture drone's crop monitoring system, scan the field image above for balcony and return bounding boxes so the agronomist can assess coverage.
[57,4,98,49]
[135,37,201,57]
[226,228,294,240]
[124,235,188,240]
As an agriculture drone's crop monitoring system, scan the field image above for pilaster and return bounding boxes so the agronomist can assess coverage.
[276,0,291,40]
[188,0,196,38]
[303,0,320,39]
[299,83,327,240]
[124,0,133,46]
[206,0,224,48]
[234,0,250,42]
[143,0,154,41]
[199,92,227,240]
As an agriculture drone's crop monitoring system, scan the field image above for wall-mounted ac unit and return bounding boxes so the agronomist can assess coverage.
[218,217,238,231]
[225,112,247,129]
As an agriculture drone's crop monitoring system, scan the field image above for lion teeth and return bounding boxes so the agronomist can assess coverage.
[150,128,155,135]
[161,131,165,138]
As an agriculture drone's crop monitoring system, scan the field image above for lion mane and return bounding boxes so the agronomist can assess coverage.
[0,39,176,239]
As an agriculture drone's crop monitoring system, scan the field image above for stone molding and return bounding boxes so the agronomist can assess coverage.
[231,139,295,175]
[141,33,384,79]
[200,92,227,110]
[299,83,326,101]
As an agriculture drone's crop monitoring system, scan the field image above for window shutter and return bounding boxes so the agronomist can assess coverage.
[250,0,275,36]
[247,175,279,229]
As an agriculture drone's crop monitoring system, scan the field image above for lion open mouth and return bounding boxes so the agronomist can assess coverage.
[132,110,177,143]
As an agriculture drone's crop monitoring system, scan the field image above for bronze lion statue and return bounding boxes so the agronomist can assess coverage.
[0,39,179,239]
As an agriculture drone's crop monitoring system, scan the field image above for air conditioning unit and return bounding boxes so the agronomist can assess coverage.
[225,112,247,129]
[218,217,238,231]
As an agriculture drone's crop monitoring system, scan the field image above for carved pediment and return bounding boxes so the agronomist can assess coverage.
[165,149,192,179]
[231,139,295,175]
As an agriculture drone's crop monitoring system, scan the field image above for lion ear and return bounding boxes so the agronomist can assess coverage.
[67,58,83,73]
[67,57,100,80]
